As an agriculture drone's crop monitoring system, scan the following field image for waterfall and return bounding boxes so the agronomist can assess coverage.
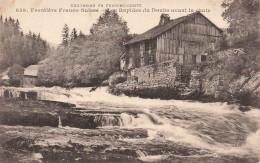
[91,112,159,128]
[136,150,148,157]
[58,116,62,128]
[93,115,122,127]
[120,113,134,126]
[83,112,158,128]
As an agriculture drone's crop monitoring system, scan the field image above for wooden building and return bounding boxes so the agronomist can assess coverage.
[23,65,39,88]
[22,59,48,88]
[121,11,223,70]
[0,67,10,86]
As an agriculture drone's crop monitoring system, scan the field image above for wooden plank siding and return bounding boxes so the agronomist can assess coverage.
[155,14,221,65]
[124,13,222,70]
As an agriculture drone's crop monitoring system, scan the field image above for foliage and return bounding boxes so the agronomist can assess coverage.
[218,32,228,50]
[78,30,85,39]
[221,0,259,45]
[70,28,78,42]
[201,49,249,80]
[108,72,127,85]
[114,77,127,84]
[38,48,67,86]
[8,64,24,87]
[221,0,259,37]
[39,9,130,87]
[0,16,49,71]
[213,0,260,81]
[90,9,129,45]
[61,24,70,47]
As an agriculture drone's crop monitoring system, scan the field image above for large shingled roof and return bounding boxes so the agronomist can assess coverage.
[23,58,49,77]
[125,11,222,45]
[24,65,39,77]
[0,67,10,80]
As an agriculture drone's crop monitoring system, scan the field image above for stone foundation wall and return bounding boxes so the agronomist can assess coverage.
[0,87,71,102]
[189,70,201,90]
[202,77,219,96]
[189,71,228,99]
[127,60,181,87]
[0,87,38,100]
[202,75,227,99]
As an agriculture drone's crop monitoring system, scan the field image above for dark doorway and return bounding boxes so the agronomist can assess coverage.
[192,55,196,64]
[201,55,206,62]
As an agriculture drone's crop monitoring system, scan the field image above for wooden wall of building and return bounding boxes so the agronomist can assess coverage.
[125,13,222,69]
[23,76,37,88]
[126,39,157,69]
[156,14,222,64]
[125,43,141,69]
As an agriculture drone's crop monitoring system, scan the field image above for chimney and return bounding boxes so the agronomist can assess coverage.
[159,13,170,25]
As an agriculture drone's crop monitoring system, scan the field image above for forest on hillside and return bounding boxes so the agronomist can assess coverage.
[0,16,50,71]
[38,9,134,87]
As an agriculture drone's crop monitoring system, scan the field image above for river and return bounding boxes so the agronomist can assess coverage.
[1,86,260,162]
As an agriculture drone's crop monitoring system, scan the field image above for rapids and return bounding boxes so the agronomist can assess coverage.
[1,86,260,162]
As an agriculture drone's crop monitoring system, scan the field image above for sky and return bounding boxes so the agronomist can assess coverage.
[0,0,229,45]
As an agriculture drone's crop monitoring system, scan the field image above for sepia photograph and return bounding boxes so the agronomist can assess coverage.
[0,0,259,162]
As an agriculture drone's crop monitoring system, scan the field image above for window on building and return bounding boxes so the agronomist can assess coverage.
[210,43,215,51]
[201,55,207,62]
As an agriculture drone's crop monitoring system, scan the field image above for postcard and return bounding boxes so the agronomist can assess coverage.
[0,0,259,162]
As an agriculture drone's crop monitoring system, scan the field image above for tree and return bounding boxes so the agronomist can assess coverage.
[0,16,49,71]
[61,24,70,47]
[221,0,259,39]
[28,30,32,37]
[70,28,78,42]
[8,64,24,87]
[14,19,20,33]
[37,33,41,40]
[78,30,85,38]
[90,9,129,45]
[78,9,130,85]
[38,9,131,87]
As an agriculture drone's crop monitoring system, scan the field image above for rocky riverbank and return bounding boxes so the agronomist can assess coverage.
[0,97,142,129]
[108,85,257,111]
[109,85,216,101]
[108,48,260,109]
[0,98,148,162]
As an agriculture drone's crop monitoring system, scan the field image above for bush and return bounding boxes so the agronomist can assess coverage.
[110,76,127,85]
[100,80,109,86]
[8,64,24,87]
[38,9,130,87]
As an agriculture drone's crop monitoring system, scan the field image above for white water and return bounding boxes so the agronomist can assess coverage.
[58,116,62,128]
[2,86,260,160]
[118,111,260,156]
[8,86,240,114]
